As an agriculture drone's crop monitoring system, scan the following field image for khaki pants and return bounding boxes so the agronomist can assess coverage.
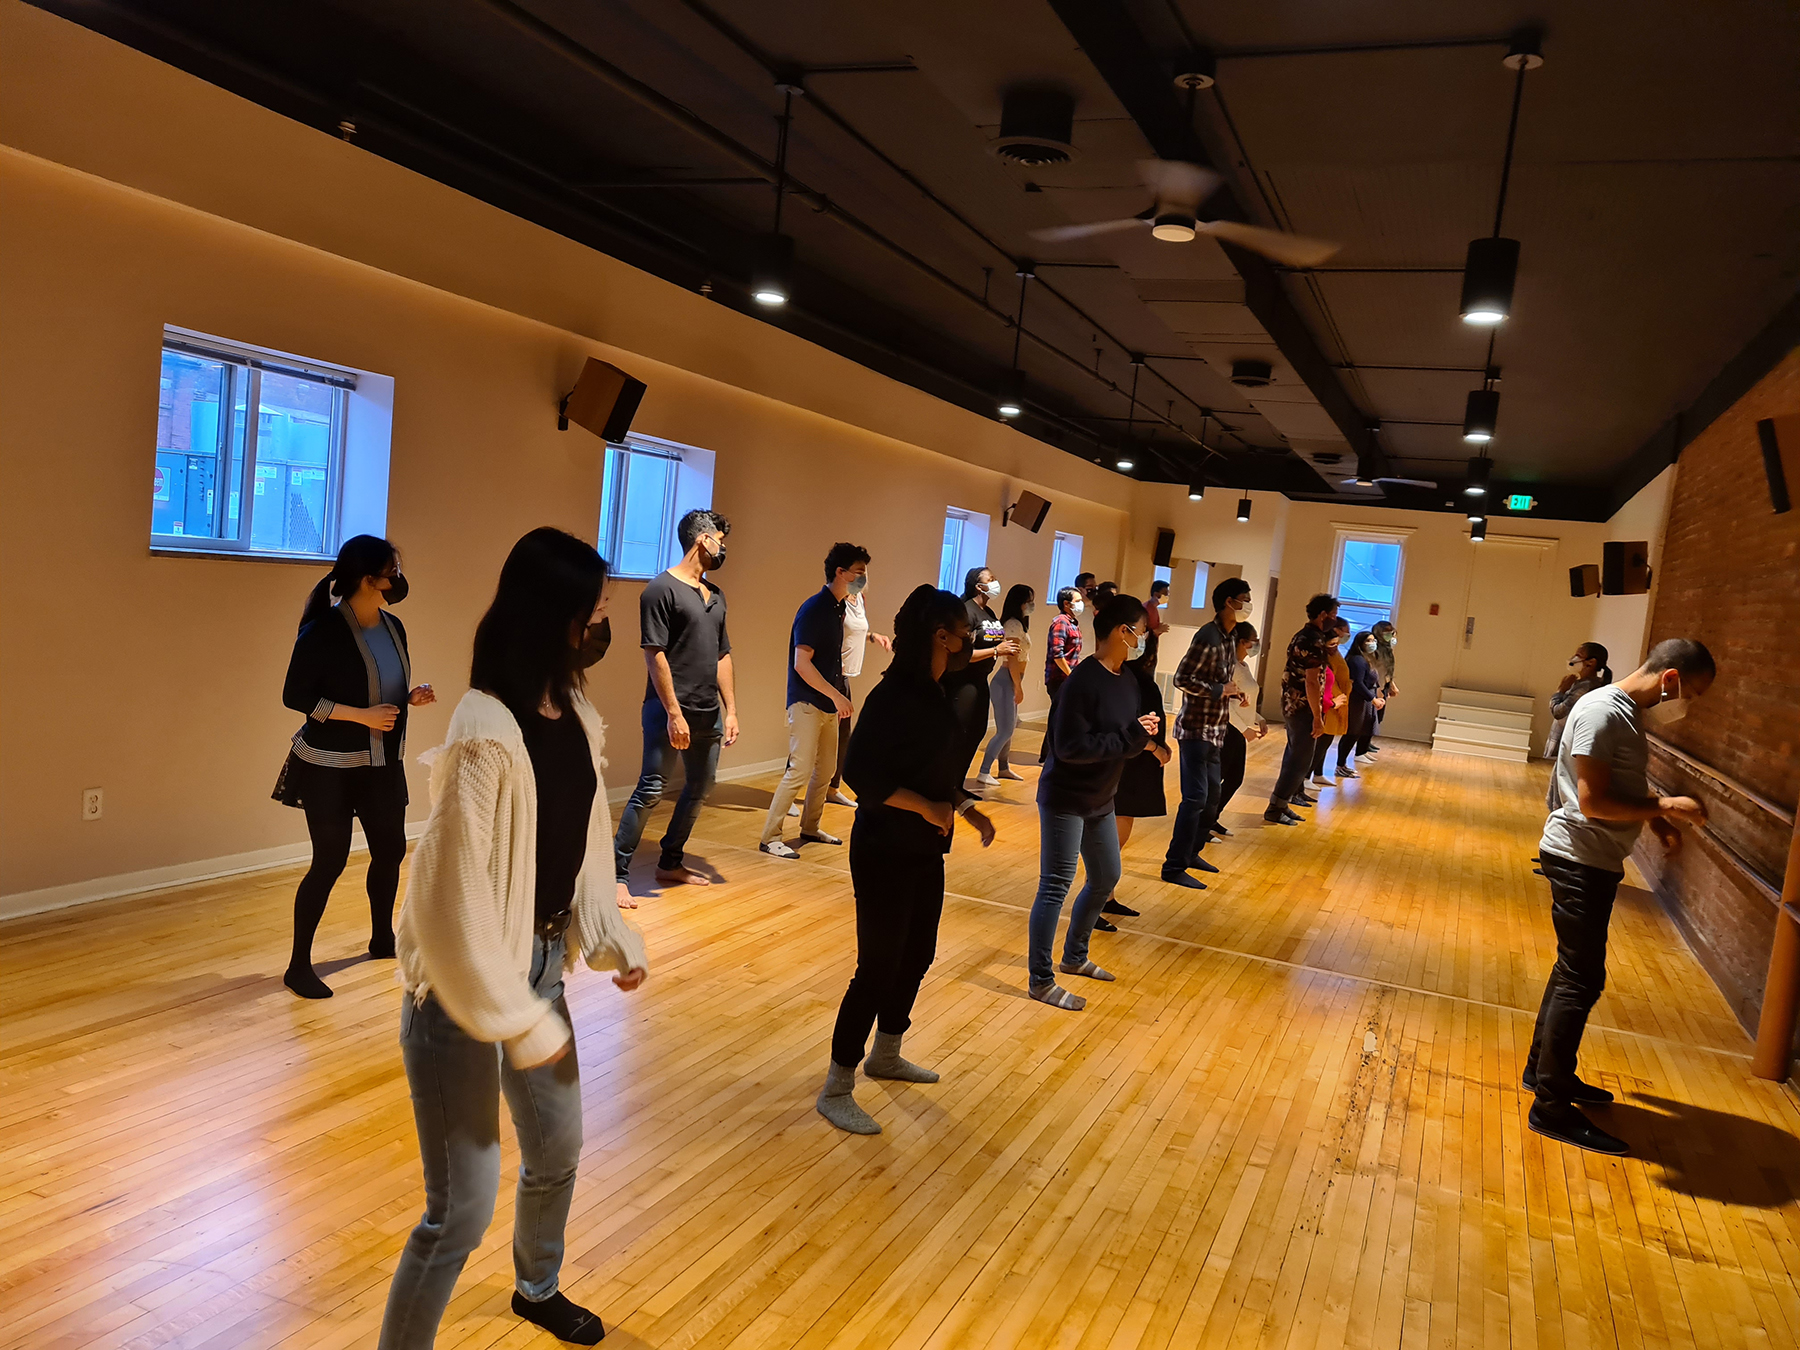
[761,701,839,844]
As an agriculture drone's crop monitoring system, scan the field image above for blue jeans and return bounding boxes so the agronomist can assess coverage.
[1163,737,1222,874]
[380,936,581,1350]
[1028,808,1123,986]
[979,669,1021,775]
[1270,709,1317,807]
[613,701,723,879]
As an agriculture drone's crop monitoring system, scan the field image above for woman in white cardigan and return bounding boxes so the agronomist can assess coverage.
[380,528,647,1350]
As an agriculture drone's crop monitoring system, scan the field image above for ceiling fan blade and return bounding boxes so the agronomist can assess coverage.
[1375,476,1438,489]
[1029,217,1148,243]
[1137,159,1221,211]
[1196,219,1342,268]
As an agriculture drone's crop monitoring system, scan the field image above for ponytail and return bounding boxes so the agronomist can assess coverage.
[1586,642,1612,686]
[299,534,399,633]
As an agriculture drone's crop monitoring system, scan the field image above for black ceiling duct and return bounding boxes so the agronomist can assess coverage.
[1230,359,1273,388]
[993,88,1078,166]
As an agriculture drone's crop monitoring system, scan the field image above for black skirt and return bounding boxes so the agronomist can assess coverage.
[272,752,409,811]
[1113,746,1167,818]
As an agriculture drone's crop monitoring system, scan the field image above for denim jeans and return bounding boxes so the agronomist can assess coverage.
[1163,736,1222,874]
[613,701,723,880]
[1270,709,1317,807]
[1028,807,1123,986]
[379,936,581,1350]
[1526,851,1623,1106]
[979,668,1021,775]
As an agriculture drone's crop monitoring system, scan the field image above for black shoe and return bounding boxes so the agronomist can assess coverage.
[1093,917,1119,932]
[367,936,396,960]
[1522,1071,1614,1105]
[1102,899,1139,917]
[1188,855,1220,874]
[1263,808,1298,825]
[283,966,333,1000]
[1528,1104,1628,1156]
[1159,870,1207,890]
[512,1291,606,1345]
[1290,790,1315,806]
[1210,823,1232,837]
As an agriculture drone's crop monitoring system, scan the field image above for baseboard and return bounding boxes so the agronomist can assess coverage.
[1,755,796,925]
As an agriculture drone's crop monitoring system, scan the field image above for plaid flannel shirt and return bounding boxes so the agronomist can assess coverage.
[1171,620,1235,745]
[1044,613,1082,688]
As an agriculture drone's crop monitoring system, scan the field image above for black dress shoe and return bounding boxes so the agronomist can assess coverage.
[1528,1103,1628,1155]
[1093,917,1119,932]
[1522,1071,1614,1105]
[1102,899,1139,917]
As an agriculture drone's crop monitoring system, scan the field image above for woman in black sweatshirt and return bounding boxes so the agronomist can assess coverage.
[1026,593,1159,1011]
[276,534,434,998]
[816,585,997,1135]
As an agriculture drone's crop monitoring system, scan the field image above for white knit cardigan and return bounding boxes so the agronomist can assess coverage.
[396,688,647,1068]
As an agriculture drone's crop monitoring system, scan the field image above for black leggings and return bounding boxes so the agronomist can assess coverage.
[290,762,409,972]
[830,841,945,1068]
[1219,726,1247,812]
[944,669,991,785]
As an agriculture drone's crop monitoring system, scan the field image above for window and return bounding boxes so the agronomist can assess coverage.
[1329,527,1409,645]
[598,434,716,579]
[938,506,991,592]
[1153,564,1172,586]
[152,330,381,560]
[1189,560,1212,611]
[1048,530,1083,598]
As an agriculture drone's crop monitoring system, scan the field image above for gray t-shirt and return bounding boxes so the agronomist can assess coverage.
[362,617,408,708]
[1539,684,1648,872]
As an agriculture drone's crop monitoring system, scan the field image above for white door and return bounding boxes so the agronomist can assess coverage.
[1452,538,1550,695]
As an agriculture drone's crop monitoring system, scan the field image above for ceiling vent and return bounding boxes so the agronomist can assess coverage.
[993,88,1077,167]
[1230,359,1273,388]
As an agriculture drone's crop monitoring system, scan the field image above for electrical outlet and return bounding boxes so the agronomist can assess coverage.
[81,787,103,821]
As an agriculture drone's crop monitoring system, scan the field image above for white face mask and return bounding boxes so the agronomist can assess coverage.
[980,580,1001,598]
[1069,599,1085,616]
[1122,627,1142,653]
[1363,641,1376,653]
[1380,633,1396,647]
[1022,602,1035,617]
[1644,674,1691,725]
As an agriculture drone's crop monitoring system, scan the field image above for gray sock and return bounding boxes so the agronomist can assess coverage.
[816,1060,881,1134]
[863,1031,940,1083]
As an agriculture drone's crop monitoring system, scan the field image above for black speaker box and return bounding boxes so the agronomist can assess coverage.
[1152,528,1175,568]
[1601,540,1650,596]
[561,358,647,442]
[1005,490,1051,532]
[1570,564,1599,598]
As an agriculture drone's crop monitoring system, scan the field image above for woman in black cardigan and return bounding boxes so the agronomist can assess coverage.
[277,534,434,998]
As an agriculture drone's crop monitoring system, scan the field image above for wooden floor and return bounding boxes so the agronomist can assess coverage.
[5,729,1800,1349]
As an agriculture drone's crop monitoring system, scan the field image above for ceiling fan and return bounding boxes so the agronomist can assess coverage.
[1030,160,1342,268]
[1341,473,1439,490]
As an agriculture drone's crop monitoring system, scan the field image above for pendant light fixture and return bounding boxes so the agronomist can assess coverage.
[1471,516,1489,542]
[1459,34,1541,325]
[1115,352,1144,475]
[1236,492,1252,523]
[1464,455,1492,497]
[1188,412,1210,497]
[1188,482,1205,500]
[1462,368,1501,443]
[752,83,802,307]
[997,264,1033,418]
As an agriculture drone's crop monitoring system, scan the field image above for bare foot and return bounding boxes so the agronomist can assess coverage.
[655,866,712,887]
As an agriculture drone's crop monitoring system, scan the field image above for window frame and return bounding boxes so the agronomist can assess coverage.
[599,436,684,580]
[152,330,357,563]
[1048,530,1084,599]
[1327,523,1413,642]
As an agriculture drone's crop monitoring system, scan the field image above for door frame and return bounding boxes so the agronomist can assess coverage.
[1451,530,1559,691]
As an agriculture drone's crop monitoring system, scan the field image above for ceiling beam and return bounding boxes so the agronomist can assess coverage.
[1044,0,1384,480]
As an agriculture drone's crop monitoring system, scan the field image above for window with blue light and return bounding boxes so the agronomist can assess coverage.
[1048,530,1083,597]
[599,435,716,579]
[1331,532,1405,646]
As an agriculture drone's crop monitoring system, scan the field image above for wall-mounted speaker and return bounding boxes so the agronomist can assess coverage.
[1152,528,1175,568]
[1004,490,1051,532]
[1570,564,1600,598]
[1756,417,1793,514]
[559,358,647,442]
[1601,540,1651,595]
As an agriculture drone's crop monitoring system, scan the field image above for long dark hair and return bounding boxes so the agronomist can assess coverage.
[962,565,992,603]
[1581,642,1614,684]
[1001,583,1035,631]
[300,534,397,632]
[890,584,967,677]
[1350,629,1375,660]
[471,528,610,722]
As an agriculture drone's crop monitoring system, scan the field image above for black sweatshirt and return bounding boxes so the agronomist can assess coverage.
[1037,656,1150,818]
[844,667,966,855]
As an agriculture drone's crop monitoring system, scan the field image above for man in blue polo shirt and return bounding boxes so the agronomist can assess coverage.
[760,542,871,859]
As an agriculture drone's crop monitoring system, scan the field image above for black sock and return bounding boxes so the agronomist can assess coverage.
[512,1291,605,1344]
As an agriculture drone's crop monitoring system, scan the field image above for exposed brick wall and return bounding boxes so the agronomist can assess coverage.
[1634,347,1800,1038]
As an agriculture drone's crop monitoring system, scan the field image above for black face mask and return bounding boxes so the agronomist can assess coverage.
[703,538,727,570]
[380,572,409,605]
[943,633,970,673]
[577,616,611,669]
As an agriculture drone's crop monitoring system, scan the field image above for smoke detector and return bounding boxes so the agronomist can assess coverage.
[992,88,1077,167]
[1230,359,1273,388]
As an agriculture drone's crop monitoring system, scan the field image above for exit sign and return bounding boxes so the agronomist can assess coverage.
[1504,493,1536,511]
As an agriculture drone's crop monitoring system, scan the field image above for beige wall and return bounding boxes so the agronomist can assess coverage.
[0,7,1130,906]
[1589,465,1676,676]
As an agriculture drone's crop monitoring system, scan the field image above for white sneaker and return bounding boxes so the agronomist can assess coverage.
[1313,773,1336,787]
[787,802,801,818]
[760,840,800,860]
[827,789,857,807]
[976,772,1000,786]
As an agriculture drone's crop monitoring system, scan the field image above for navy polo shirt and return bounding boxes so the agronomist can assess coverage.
[788,586,847,713]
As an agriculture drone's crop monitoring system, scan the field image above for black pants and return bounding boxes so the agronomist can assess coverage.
[292,761,409,971]
[945,670,991,785]
[1219,726,1247,812]
[1526,851,1623,1105]
[1271,710,1316,805]
[1337,700,1369,768]
[830,841,945,1068]
[828,710,852,791]
[1357,699,1384,754]
[1309,726,1334,776]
